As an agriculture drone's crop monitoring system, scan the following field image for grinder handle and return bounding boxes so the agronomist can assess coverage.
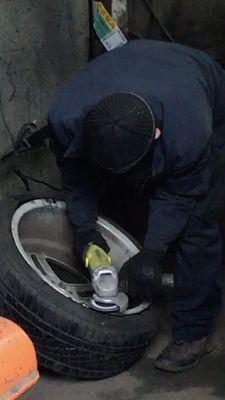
[84,243,111,270]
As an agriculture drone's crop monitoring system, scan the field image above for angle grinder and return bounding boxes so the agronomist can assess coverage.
[84,244,129,313]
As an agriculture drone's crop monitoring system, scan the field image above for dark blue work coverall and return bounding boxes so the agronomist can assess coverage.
[48,40,225,342]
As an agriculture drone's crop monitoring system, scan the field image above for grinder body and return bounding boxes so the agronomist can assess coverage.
[85,243,129,313]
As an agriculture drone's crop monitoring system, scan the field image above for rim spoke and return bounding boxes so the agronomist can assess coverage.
[30,253,91,293]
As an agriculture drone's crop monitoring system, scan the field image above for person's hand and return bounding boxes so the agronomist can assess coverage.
[119,248,164,298]
[74,228,110,258]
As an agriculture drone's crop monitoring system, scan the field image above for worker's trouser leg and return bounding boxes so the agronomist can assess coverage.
[172,215,223,342]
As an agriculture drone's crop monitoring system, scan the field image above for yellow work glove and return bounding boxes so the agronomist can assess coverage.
[84,243,111,270]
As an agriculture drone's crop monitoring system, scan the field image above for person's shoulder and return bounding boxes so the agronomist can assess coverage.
[166,41,216,67]
[48,65,90,124]
[122,39,215,68]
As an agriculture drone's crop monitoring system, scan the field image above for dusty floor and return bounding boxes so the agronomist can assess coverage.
[22,303,225,400]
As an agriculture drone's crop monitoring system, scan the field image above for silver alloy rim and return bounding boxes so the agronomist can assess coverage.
[11,199,150,315]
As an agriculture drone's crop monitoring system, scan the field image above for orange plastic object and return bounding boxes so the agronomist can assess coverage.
[0,317,39,400]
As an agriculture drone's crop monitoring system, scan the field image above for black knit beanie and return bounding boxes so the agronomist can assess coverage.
[84,93,155,173]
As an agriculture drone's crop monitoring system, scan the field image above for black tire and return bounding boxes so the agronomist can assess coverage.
[0,192,162,379]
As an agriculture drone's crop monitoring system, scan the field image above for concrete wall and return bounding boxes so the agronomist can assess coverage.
[128,0,225,66]
[0,1,89,158]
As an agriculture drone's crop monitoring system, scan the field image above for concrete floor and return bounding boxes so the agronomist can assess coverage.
[22,305,225,400]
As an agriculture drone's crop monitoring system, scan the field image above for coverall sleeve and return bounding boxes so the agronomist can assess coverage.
[145,186,196,253]
[145,97,214,253]
[145,145,213,253]
[50,134,99,235]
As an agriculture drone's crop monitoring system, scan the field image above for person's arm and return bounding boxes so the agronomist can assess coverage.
[50,125,109,256]
[145,141,213,253]
[120,141,214,297]
[120,63,216,295]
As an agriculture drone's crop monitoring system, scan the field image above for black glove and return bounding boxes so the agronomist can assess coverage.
[119,248,164,298]
[74,228,110,257]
